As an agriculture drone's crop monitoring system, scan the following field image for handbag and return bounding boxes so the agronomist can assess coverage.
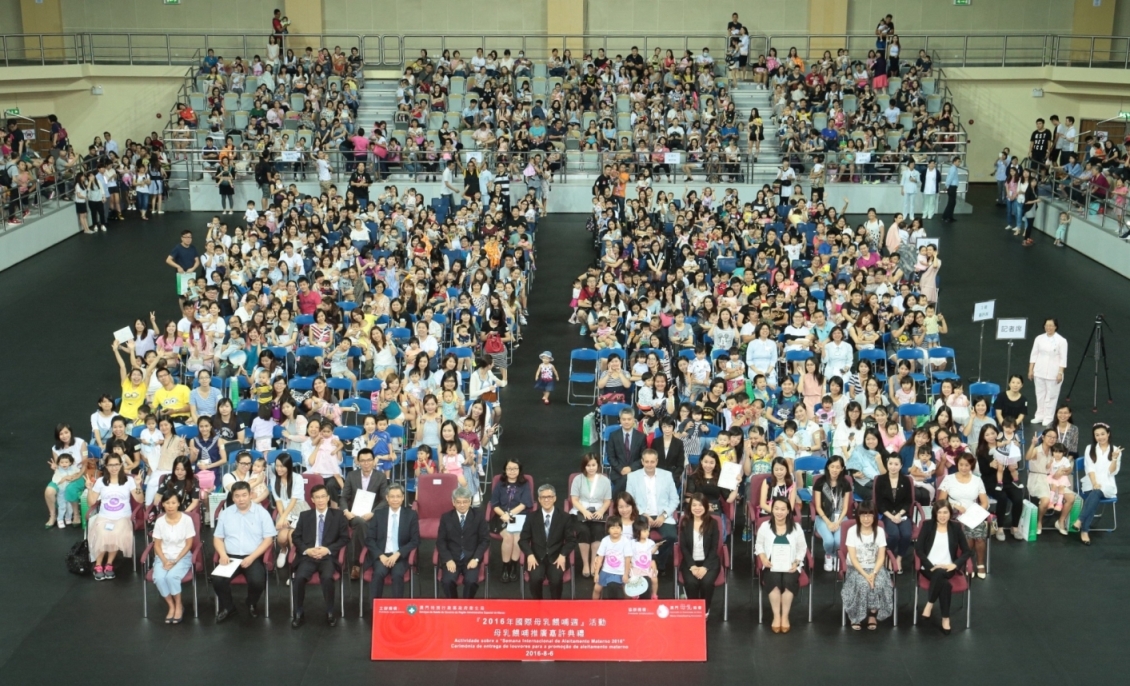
[480,390,498,403]
[65,540,91,576]
[483,333,505,354]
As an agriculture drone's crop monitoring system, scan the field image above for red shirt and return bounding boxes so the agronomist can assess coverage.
[297,290,322,315]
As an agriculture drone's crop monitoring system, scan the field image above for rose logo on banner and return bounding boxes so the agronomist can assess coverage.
[407,605,418,615]
[656,605,670,619]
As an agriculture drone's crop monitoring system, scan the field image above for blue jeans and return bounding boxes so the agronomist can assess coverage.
[153,555,193,597]
[814,518,841,557]
[1008,199,1024,228]
[1078,489,1107,533]
[137,192,150,212]
[883,517,913,556]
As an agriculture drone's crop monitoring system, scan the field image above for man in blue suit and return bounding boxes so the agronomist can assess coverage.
[625,449,679,572]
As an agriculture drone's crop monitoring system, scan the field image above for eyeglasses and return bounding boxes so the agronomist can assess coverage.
[538,495,556,500]
[238,461,252,466]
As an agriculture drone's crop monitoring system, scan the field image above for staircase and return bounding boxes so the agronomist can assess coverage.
[729,83,784,186]
[355,79,400,130]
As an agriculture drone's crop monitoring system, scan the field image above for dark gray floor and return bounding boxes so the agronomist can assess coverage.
[0,185,1125,684]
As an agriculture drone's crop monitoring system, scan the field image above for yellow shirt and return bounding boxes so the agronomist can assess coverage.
[714,444,736,464]
[119,379,146,421]
[153,384,191,418]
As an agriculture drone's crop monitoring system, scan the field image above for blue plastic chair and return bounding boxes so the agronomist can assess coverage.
[357,379,383,396]
[929,347,959,382]
[175,425,199,441]
[341,397,373,415]
[969,382,1000,409]
[1075,457,1118,532]
[793,456,829,504]
[289,377,314,393]
[567,348,599,406]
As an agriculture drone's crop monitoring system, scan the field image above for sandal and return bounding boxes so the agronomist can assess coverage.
[867,616,878,630]
[976,564,987,579]
[851,623,862,631]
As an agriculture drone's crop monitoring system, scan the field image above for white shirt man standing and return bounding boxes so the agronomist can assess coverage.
[900,160,921,220]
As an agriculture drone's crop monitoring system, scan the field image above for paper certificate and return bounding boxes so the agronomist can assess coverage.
[350,490,376,516]
[211,559,241,578]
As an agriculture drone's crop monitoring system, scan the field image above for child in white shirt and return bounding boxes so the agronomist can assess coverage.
[138,414,164,468]
[593,516,629,600]
[244,201,259,225]
[250,405,278,452]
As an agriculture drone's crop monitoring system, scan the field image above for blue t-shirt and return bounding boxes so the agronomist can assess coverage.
[170,243,199,271]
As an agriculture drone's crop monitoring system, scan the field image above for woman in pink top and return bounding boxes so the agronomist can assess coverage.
[350,129,370,170]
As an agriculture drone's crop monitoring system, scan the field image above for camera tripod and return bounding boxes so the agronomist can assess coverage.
[1065,314,1113,413]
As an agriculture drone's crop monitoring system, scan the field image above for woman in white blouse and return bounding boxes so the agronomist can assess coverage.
[913,500,971,635]
[1027,318,1068,426]
[151,492,195,623]
[1076,423,1122,545]
[822,326,855,379]
[755,497,808,633]
[938,453,989,578]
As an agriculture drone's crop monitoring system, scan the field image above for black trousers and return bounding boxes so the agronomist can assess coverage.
[440,557,482,599]
[527,557,566,599]
[920,567,957,616]
[369,557,410,598]
[349,518,370,566]
[680,562,720,608]
[212,555,266,612]
[942,185,957,219]
[994,482,1026,528]
[88,200,105,226]
[293,556,337,616]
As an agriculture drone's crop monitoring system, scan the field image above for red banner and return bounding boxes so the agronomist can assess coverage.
[371,599,706,662]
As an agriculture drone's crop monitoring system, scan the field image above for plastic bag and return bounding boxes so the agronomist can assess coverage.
[581,412,597,446]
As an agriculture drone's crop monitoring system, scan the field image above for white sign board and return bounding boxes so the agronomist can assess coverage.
[996,317,1027,340]
[279,150,300,162]
[664,152,681,165]
[973,300,995,323]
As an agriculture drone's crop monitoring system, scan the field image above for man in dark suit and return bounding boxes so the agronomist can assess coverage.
[340,448,389,579]
[365,484,419,599]
[291,484,349,628]
[655,417,686,476]
[518,484,576,600]
[436,486,490,599]
[607,408,645,492]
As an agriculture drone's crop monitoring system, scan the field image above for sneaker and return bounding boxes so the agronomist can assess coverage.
[995,484,1003,491]
[995,529,1007,542]
[741,527,752,542]
[1005,226,1013,231]
[93,566,105,581]
[1013,528,1025,541]
[100,225,107,232]
[104,568,116,580]
[277,550,288,568]
[824,555,834,572]
[472,494,481,507]
[6,217,20,225]
[57,520,66,529]
[477,464,485,477]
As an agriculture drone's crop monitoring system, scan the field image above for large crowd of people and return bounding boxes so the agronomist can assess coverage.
[29,12,1122,647]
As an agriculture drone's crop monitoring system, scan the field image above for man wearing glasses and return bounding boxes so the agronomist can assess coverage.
[518,485,576,600]
[340,448,389,580]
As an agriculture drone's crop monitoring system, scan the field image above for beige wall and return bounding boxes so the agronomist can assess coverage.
[847,0,1078,35]
[0,64,183,148]
[322,0,546,35]
[586,0,805,36]
[59,0,275,32]
[947,66,1130,182]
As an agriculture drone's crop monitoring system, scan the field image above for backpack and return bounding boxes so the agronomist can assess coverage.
[65,539,91,576]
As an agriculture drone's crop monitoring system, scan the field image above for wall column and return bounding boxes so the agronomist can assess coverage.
[286,0,325,46]
[1068,0,1116,64]
[19,0,66,62]
[807,0,849,58]
[547,0,584,60]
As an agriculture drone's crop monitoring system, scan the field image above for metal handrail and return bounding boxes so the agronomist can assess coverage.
[3,31,1130,69]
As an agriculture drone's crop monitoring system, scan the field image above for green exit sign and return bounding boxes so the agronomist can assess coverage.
[4,107,18,116]
[1119,111,1130,120]
[164,0,180,4]
[954,0,971,5]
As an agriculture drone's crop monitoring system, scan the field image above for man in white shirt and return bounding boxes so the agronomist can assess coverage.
[441,159,458,216]
[921,159,941,219]
[1054,115,1077,166]
[1028,318,1069,425]
[279,242,306,277]
[625,450,679,571]
[316,151,333,194]
[900,160,921,220]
